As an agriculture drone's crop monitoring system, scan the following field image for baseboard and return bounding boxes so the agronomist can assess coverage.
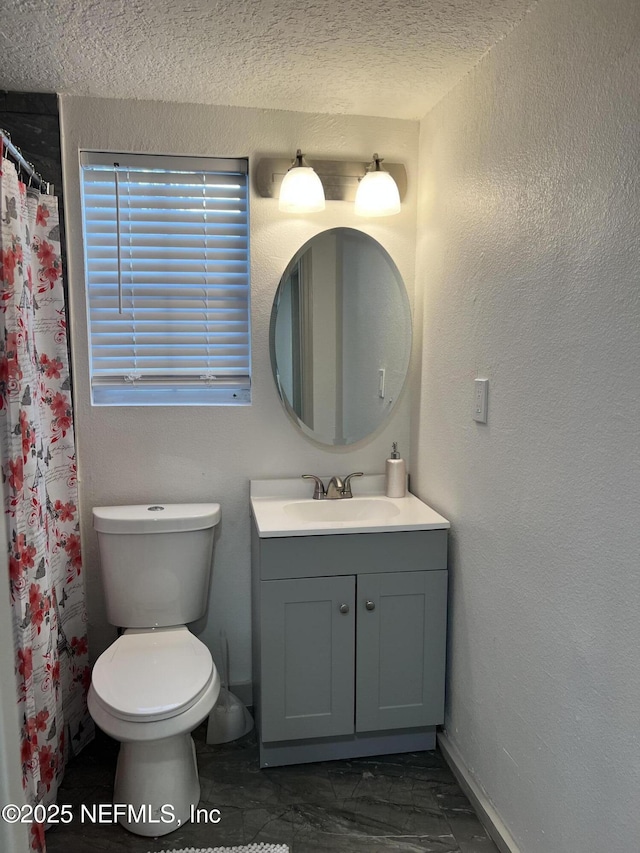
[437,731,522,853]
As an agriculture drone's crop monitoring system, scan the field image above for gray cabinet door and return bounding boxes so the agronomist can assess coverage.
[356,570,448,732]
[260,575,355,742]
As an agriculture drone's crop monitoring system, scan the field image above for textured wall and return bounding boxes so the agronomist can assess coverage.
[59,96,418,683]
[0,519,30,852]
[412,0,640,850]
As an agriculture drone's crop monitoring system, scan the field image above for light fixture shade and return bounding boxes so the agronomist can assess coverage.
[279,151,325,213]
[354,156,401,217]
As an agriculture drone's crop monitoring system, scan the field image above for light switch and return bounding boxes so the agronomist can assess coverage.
[473,378,488,423]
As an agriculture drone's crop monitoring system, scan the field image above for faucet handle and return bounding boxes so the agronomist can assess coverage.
[302,474,326,500]
[342,471,364,498]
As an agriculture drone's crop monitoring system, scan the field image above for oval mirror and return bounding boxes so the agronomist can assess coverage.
[270,228,411,446]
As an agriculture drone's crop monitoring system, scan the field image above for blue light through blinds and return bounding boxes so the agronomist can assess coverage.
[80,152,250,406]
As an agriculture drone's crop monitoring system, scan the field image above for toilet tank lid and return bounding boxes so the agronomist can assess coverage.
[93,503,221,534]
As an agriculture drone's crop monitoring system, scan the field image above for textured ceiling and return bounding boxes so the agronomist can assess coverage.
[0,0,534,120]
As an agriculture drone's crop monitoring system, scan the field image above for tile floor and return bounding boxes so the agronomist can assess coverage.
[46,726,499,853]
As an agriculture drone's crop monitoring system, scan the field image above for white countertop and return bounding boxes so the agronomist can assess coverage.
[250,475,450,538]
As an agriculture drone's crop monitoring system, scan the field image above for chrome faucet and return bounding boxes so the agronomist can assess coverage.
[302,472,363,500]
[325,476,345,499]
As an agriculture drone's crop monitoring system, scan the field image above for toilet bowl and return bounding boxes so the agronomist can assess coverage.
[88,504,222,836]
[88,627,220,835]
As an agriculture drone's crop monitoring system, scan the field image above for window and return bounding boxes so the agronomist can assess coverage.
[80,152,250,405]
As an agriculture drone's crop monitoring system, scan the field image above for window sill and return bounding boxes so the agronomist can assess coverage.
[91,385,251,407]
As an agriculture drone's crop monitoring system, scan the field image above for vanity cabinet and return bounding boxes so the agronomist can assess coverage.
[251,524,448,767]
[259,574,356,742]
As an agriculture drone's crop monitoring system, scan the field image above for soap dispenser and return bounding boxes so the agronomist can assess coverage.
[385,442,406,498]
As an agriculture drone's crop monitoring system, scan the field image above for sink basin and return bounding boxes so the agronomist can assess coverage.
[250,475,450,538]
[283,497,401,523]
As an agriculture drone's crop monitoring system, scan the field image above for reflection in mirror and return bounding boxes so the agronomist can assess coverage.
[270,228,411,446]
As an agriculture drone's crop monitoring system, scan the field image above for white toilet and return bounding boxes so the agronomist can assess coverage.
[88,503,222,836]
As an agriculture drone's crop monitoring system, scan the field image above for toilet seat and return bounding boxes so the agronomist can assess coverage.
[91,626,214,723]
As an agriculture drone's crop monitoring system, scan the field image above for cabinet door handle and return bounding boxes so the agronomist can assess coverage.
[365,600,376,611]
[339,603,350,614]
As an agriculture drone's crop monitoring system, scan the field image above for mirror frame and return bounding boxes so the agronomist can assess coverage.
[269,228,412,447]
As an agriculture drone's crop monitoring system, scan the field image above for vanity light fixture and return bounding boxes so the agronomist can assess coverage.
[278,149,326,213]
[256,153,407,207]
[354,153,401,217]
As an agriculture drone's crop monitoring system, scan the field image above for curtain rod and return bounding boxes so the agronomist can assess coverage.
[0,128,54,195]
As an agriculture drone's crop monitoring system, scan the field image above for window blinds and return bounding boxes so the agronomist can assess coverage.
[80,152,250,405]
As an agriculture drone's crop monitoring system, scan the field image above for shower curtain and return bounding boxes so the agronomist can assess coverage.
[0,157,92,852]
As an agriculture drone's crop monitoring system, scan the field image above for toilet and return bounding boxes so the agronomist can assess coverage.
[87,503,222,836]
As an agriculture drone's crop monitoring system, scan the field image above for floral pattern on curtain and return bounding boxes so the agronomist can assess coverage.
[0,157,93,852]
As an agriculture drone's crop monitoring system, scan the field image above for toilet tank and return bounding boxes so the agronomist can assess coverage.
[92,503,221,628]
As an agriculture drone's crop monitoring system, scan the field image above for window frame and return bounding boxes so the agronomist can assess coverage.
[79,151,251,407]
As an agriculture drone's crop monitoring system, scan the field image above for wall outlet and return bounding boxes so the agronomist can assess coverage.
[473,378,488,423]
